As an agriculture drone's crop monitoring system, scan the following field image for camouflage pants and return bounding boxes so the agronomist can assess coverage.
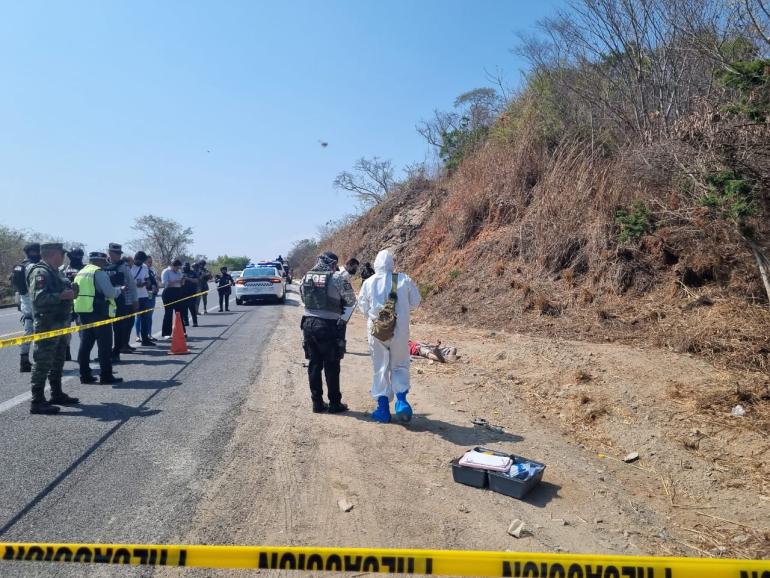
[31,321,67,401]
[19,294,34,355]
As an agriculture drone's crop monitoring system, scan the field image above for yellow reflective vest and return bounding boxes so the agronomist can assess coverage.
[73,264,116,318]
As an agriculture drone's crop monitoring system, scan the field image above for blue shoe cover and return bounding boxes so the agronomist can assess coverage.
[372,395,391,424]
[394,391,412,423]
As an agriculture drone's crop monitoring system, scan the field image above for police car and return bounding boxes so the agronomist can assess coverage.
[234,265,286,304]
[257,261,290,282]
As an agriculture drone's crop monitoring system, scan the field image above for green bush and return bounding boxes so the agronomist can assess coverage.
[449,268,461,280]
[698,171,756,223]
[615,201,652,244]
[440,120,489,173]
[717,59,770,121]
[418,283,434,300]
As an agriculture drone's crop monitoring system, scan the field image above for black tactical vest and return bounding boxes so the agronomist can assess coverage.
[302,270,340,312]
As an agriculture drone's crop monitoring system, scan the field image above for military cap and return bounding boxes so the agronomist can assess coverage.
[23,242,41,255]
[89,251,109,262]
[108,242,123,253]
[321,251,339,262]
[68,247,84,257]
[40,242,65,253]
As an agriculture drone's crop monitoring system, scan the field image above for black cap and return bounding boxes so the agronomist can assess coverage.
[108,243,122,253]
[68,247,84,257]
[320,251,339,263]
[23,242,41,255]
[40,242,65,253]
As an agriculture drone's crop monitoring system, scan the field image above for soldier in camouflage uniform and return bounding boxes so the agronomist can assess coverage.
[10,242,41,372]
[27,242,80,415]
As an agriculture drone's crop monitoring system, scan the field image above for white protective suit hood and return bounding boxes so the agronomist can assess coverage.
[373,249,394,274]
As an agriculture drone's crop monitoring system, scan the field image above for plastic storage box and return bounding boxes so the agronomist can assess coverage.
[450,458,488,488]
[487,455,546,499]
[450,447,515,489]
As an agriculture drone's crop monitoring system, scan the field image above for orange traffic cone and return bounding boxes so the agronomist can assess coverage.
[168,310,190,355]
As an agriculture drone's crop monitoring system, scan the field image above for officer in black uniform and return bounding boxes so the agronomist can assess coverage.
[10,243,40,372]
[299,251,357,413]
[105,243,133,362]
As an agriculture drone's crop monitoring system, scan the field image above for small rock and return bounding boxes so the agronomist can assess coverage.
[417,369,424,375]
[623,452,640,463]
[598,476,605,482]
[337,498,354,513]
[496,351,507,360]
[594,518,604,524]
[731,404,746,417]
[459,504,471,513]
[732,534,750,545]
[507,519,525,538]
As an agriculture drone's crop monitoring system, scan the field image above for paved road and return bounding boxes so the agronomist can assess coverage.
[0,286,296,576]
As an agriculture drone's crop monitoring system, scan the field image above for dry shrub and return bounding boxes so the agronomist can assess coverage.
[575,369,593,383]
[435,136,545,249]
[653,301,770,372]
[533,294,561,316]
[517,142,630,278]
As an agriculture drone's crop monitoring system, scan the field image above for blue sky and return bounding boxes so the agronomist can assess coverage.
[0,0,561,262]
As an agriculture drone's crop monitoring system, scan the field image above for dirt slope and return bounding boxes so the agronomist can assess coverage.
[159,287,768,577]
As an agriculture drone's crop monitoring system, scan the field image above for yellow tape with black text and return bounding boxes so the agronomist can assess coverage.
[0,285,231,350]
[1,543,768,576]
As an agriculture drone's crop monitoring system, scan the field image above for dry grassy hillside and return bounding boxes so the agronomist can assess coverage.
[312,127,770,383]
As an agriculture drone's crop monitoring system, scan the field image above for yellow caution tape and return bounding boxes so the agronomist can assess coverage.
[0,543,767,576]
[0,285,232,350]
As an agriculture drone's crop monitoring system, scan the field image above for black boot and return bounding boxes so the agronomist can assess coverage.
[50,392,80,405]
[20,353,32,373]
[80,375,98,384]
[30,400,60,415]
[312,400,329,413]
[100,375,124,385]
[50,382,79,405]
[328,402,349,414]
[65,348,72,361]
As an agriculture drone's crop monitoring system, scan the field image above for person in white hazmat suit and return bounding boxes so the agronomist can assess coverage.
[357,249,421,423]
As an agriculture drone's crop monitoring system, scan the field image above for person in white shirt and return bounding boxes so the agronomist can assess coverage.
[131,252,153,345]
[161,259,185,338]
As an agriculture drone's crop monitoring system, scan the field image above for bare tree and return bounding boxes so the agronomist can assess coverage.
[130,215,193,267]
[333,157,395,206]
[741,0,770,49]
[416,110,462,149]
[417,87,502,148]
[518,0,744,144]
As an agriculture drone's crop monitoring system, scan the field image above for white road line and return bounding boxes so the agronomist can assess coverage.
[0,299,234,414]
